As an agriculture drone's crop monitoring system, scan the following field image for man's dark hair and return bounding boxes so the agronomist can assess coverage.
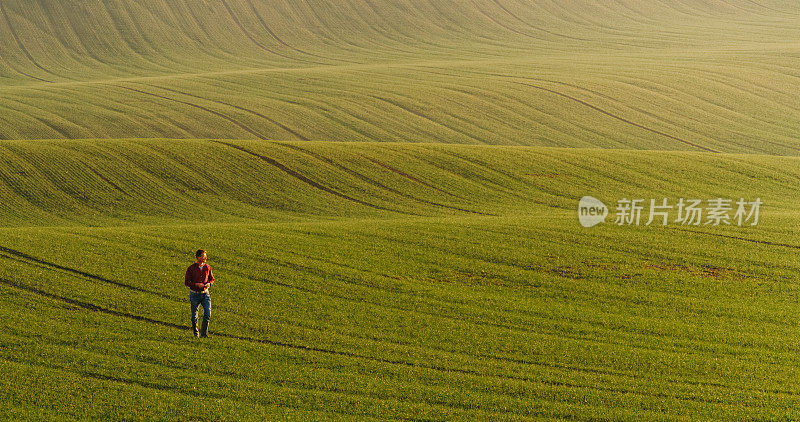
[196,249,205,258]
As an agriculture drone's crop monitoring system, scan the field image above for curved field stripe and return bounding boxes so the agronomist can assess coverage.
[0,2,58,82]
[112,84,266,139]
[428,147,575,205]
[81,164,130,197]
[0,98,72,138]
[0,246,173,300]
[241,0,354,65]
[138,82,311,141]
[359,0,452,53]
[509,80,721,153]
[469,0,557,43]
[603,72,800,152]
[668,227,800,250]
[363,155,463,199]
[97,0,180,74]
[210,140,416,215]
[368,94,484,144]
[401,151,532,200]
[0,6,53,82]
[429,64,724,150]
[0,275,740,408]
[274,142,493,215]
[1,356,233,401]
[218,0,323,66]
[0,49,51,84]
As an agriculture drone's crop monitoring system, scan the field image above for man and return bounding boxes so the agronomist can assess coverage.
[185,249,214,338]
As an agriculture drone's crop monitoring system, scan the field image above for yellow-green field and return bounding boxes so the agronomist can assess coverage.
[2,1,800,420]
[1,0,800,153]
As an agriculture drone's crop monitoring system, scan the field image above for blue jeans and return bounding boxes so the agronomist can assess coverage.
[190,291,210,335]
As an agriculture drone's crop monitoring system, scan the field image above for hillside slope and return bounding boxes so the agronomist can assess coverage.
[0,139,797,226]
[1,1,800,152]
[2,141,800,419]
[1,0,793,83]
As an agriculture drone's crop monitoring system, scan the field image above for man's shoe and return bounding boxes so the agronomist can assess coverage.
[192,322,199,338]
[200,321,209,338]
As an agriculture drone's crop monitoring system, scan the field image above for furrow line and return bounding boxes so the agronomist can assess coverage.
[509,80,719,153]
[364,155,463,199]
[0,246,175,301]
[468,0,549,42]
[0,2,57,82]
[0,356,397,421]
[218,0,318,65]
[274,142,492,215]
[111,84,266,139]
[0,276,737,407]
[427,146,575,203]
[140,82,311,141]
[242,0,350,64]
[368,94,486,144]
[667,227,800,250]
[209,140,416,215]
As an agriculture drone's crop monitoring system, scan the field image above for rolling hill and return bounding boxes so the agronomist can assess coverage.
[3,141,800,419]
[3,0,800,420]
[0,0,799,153]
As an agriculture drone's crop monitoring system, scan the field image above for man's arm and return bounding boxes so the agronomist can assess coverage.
[206,267,214,288]
[185,267,192,288]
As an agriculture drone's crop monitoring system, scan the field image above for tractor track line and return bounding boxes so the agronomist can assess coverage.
[273,142,493,215]
[427,65,721,153]
[111,84,266,139]
[491,0,614,44]
[0,246,174,301]
[364,156,463,199]
[368,94,486,144]
[667,227,799,250]
[137,83,311,141]
[509,80,720,153]
[242,0,353,64]
[242,228,789,366]
[0,48,51,84]
[79,161,131,198]
[0,276,734,406]
[406,148,531,201]
[0,349,469,420]
[468,0,549,42]
[229,266,751,397]
[0,355,230,400]
[430,147,574,206]
[0,1,56,82]
[218,0,322,66]
[210,140,418,215]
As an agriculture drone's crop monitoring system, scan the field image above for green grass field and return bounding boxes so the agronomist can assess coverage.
[3,0,800,420]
